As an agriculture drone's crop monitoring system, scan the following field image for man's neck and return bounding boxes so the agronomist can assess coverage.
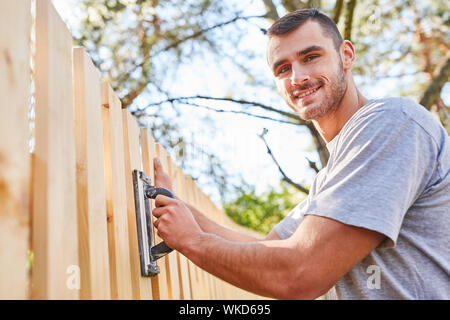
[313,79,368,143]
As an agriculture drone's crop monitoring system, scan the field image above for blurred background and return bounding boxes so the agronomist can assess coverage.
[51,0,449,234]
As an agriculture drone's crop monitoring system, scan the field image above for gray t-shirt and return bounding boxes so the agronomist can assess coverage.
[273,97,450,299]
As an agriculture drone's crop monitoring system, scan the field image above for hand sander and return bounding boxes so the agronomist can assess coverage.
[132,169,175,277]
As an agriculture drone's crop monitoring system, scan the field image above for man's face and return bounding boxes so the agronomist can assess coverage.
[267,21,347,121]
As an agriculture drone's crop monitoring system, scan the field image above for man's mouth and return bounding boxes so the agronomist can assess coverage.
[292,85,322,100]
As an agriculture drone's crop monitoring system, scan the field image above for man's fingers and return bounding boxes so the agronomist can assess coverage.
[152,207,164,218]
[155,194,175,207]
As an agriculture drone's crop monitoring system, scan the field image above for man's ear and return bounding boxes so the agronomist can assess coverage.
[340,40,355,71]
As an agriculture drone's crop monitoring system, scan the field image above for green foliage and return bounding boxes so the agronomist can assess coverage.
[223,182,305,234]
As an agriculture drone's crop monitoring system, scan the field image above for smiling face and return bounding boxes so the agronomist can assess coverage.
[268,20,348,121]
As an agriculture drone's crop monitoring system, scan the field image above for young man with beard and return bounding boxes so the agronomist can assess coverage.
[151,9,450,299]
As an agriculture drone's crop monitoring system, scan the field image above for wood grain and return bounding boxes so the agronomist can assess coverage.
[33,0,79,299]
[0,0,31,300]
[101,82,133,299]
[73,47,111,299]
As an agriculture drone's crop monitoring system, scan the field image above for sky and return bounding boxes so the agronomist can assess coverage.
[51,0,321,204]
[51,0,449,205]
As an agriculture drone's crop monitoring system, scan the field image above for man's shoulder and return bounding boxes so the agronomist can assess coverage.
[358,97,422,117]
[341,97,412,136]
[351,97,443,138]
[333,96,447,158]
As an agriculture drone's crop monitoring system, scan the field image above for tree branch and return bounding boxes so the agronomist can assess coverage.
[263,0,280,23]
[145,95,304,122]
[144,94,330,167]
[305,156,320,173]
[281,0,307,12]
[420,56,450,110]
[117,14,266,95]
[344,0,357,41]
[153,14,266,56]
[258,129,309,194]
[332,0,344,24]
[134,100,301,126]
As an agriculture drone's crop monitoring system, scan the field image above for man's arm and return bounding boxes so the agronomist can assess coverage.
[153,157,279,242]
[153,194,386,300]
[185,202,280,241]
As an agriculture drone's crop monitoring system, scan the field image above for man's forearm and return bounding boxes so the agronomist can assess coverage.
[182,232,299,299]
[185,203,260,242]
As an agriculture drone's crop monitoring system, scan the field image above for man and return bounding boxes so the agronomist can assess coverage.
[151,9,450,299]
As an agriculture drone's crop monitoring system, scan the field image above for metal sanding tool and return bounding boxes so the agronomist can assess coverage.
[132,169,175,277]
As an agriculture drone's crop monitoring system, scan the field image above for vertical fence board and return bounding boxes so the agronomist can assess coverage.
[179,174,199,300]
[213,204,230,300]
[187,178,209,299]
[72,47,111,299]
[194,187,214,299]
[174,166,193,300]
[140,128,165,299]
[122,110,153,300]
[164,157,183,300]
[100,83,133,300]
[33,0,79,299]
[206,197,221,299]
[0,0,31,300]
[155,144,180,299]
[168,161,192,300]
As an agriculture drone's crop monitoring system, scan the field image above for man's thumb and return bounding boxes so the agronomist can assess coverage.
[154,157,161,170]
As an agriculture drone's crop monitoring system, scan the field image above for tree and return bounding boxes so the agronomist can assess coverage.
[223,181,305,234]
[67,0,449,208]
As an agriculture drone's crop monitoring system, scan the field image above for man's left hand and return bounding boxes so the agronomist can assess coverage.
[152,194,204,252]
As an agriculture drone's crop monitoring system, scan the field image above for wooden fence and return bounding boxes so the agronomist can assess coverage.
[0,0,264,300]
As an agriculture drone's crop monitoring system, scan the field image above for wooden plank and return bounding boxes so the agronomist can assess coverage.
[32,0,79,299]
[178,173,199,300]
[164,157,183,300]
[192,187,211,299]
[140,128,165,299]
[72,47,111,299]
[187,178,209,299]
[206,197,221,299]
[168,161,192,300]
[122,110,153,300]
[155,144,180,299]
[100,82,133,300]
[0,0,31,300]
[212,203,230,300]
[197,190,216,300]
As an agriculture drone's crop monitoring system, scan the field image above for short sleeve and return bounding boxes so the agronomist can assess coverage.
[273,200,307,239]
[304,108,438,248]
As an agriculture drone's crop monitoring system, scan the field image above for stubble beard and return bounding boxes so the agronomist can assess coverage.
[296,63,347,121]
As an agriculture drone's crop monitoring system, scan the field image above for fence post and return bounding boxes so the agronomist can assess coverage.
[187,178,209,299]
[101,82,133,299]
[122,110,153,299]
[73,47,111,299]
[0,0,31,300]
[32,0,79,299]
[140,128,170,299]
[178,173,200,300]
[155,144,180,299]
[168,160,192,300]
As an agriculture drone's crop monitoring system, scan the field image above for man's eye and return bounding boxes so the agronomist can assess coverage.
[277,66,290,75]
[305,55,319,62]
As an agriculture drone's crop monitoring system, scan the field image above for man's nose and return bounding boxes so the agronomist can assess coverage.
[290,63,310,86]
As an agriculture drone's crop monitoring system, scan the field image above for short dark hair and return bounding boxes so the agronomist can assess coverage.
[267,9,343,51]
